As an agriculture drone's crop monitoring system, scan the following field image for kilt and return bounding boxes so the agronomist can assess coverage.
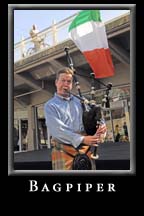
[51,140,96,170]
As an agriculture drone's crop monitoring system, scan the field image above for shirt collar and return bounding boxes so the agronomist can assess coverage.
[55,93,73,101]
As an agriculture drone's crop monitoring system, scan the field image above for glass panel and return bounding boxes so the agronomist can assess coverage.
[14,119,19,151]
[21,119,28,150]
[38,118,48,149]
[37,104,49,149]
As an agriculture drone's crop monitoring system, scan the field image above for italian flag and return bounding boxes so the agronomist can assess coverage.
[68,10,115,78]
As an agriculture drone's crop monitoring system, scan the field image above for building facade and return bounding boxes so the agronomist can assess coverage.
[14,12,131,152]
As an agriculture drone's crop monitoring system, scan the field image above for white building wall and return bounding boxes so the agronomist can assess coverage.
[101,63,130,86]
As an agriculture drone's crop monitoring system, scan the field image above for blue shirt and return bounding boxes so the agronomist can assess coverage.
[44,93,85,148]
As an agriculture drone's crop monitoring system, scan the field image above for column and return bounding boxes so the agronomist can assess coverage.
[52,19,58,46]
[27,105,37,151]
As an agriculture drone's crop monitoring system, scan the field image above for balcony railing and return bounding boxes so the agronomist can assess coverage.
[14,13,79,63]
[14,12,130,63]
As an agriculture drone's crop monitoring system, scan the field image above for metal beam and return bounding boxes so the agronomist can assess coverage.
[109,40,130,65]
[14,73,48,95]
[14,88,42,98]
[14,97,29,107]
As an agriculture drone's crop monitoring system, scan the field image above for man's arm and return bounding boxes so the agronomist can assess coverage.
[44,103,107,148]
[44,103,84,148]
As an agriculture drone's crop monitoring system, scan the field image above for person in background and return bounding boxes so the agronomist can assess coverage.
[44,67,107,170]
[114,124,121,142]
[22,133,28,150]
[123,122,129,141]
[29,24,42,51]
[14,127,19,151]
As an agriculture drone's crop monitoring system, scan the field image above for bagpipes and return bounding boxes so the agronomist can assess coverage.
[64,47,112,170]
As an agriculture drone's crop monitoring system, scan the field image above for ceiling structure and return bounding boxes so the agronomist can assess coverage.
[14,13,130,109]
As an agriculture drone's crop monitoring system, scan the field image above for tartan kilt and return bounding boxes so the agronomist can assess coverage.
[51,140,96,170]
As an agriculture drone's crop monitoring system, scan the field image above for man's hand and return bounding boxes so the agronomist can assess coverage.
[82,122,107,146]
[82,135,101,146]
[95,122,107,143]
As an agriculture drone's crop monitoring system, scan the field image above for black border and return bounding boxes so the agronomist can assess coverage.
[8,4,136,193]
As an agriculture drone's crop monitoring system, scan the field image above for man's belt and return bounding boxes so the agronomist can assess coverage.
[51,139,90,158]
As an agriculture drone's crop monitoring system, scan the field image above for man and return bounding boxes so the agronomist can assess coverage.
[123,122,129,141]
[44,67,107,170]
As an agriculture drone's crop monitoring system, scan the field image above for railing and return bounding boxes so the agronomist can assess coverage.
[14,13,79,63]
[14,11,130,63]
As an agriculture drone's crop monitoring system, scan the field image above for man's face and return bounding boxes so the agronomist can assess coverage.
[55,73,73,97]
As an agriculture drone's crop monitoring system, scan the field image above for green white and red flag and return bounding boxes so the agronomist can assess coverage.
[68,10,115,78]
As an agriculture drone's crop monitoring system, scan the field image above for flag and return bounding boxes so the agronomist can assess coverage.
[68,10,115,78]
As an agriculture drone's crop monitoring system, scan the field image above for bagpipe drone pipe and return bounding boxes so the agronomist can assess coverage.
[64,47,112,169]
